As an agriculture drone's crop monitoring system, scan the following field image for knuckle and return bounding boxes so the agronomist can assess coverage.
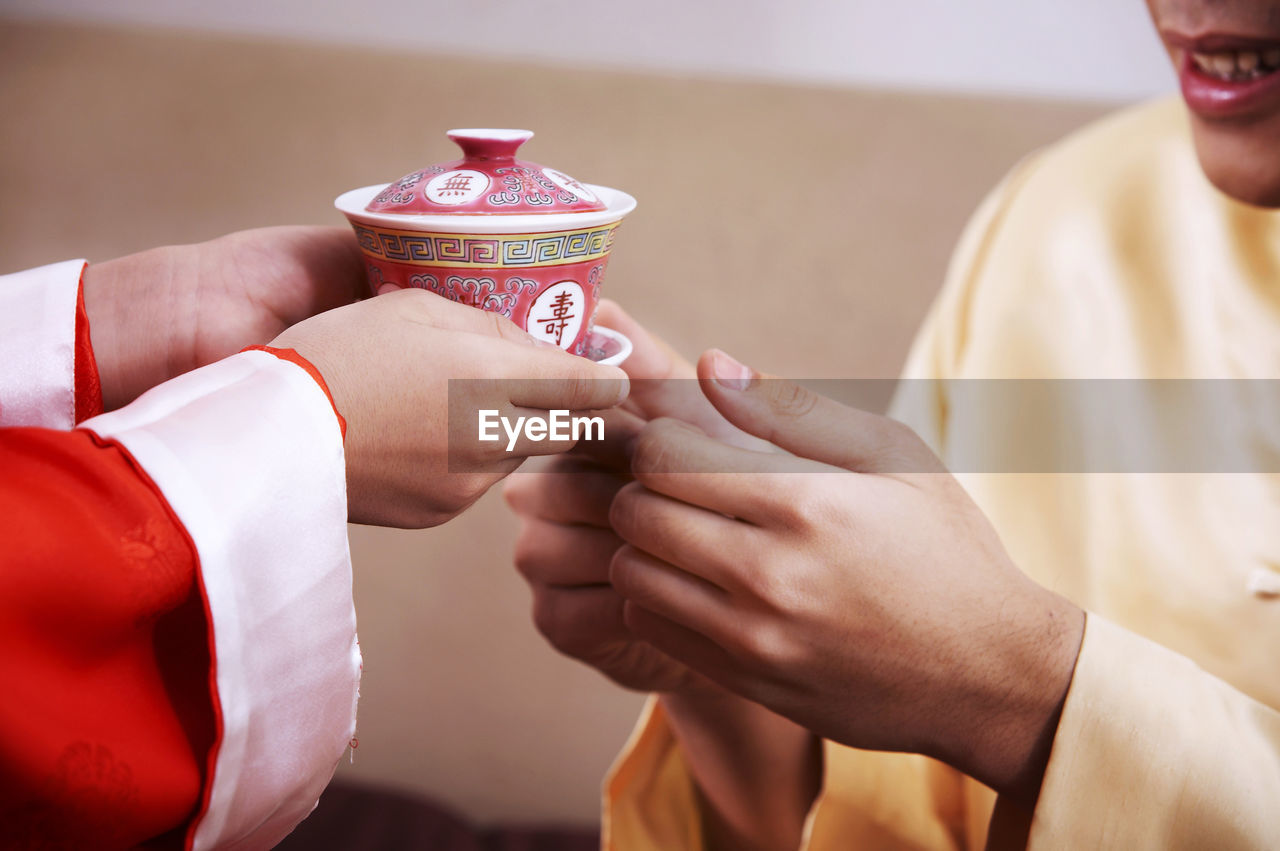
[489,310,518,340]
[874,415,916,448]
[798,478,839,524]
[869,416,935,471]
[729,620,770,662]
[768,476,821,529]
[759,569,805,618]
[747,558,791,610]
[735,620,792,670]
[630,418,686,476]
[768,381,819,419]
[560,374,597,411]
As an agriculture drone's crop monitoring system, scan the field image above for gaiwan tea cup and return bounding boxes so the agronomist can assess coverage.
[335,128,636,365]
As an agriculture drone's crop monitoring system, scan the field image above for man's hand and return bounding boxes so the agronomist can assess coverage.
[608,349,1086,806]
[271,288,628,528]
[505,301,721,692]
[506,300,774,691]
[83,226,367,410]
[504,305,820,851]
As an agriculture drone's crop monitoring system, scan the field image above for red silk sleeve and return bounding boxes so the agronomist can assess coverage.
[73,271,103,424]
[0,427,215,850]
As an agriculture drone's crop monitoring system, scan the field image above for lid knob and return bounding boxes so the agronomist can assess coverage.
[446,128,534,161]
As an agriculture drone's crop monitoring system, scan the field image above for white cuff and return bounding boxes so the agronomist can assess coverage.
[84,349,360,850]
[0,259,85,429]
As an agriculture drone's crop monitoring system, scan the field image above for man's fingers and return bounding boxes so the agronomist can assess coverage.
[609,545,738,649]
[594,301,770,451]
[596,300,755,443]
[620,601,742,690]
[565,406,645,470]
[626,417,823,525]
[696,349,944,475]
[514,518,623,586]
[530,584,629,660]
[609,481,755,592]
[504,458,628,526]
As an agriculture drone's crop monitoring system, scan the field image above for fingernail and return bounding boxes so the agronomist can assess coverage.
[376,283,400,295]
[711,349,754,391]
[610,375,631,406]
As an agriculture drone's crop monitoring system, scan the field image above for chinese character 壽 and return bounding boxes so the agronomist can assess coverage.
[537,290,577,346]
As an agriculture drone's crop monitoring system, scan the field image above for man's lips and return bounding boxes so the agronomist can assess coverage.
[1167,32,1280,120]
[1163,31,1280,54]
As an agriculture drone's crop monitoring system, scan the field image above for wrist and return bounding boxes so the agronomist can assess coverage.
[82,245,191,410]
[939,586,1084,806]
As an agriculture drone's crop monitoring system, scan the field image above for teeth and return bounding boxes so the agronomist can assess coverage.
[1191,47,1280,81]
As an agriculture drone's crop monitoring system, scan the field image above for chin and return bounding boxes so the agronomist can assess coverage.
[1188,118,1280,208]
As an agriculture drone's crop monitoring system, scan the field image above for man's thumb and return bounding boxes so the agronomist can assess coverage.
[597,301,765,448]
[695,349,942,474]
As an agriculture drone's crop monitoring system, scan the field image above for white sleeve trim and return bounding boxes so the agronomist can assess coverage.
[0,259,85,429]
[83,349,361,850]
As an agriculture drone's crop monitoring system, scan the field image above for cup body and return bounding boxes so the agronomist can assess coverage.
[337,184,634,357]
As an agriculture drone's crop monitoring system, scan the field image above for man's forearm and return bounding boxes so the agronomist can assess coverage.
[661,688,822,851]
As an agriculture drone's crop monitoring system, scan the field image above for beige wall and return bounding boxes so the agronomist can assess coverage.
[3,0,1174,100]
[0,19,1108,825]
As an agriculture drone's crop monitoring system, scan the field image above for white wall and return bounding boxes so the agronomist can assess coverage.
[0,0,1174,102]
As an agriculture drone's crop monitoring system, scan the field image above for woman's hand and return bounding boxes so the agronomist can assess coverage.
[83,226,367,410]
[609,349,1085,805]
[272,288,628,528]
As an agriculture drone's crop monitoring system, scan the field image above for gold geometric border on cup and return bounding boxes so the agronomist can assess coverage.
[351,221,621,269]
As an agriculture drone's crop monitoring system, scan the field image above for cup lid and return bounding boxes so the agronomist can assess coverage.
[364,129,608,216]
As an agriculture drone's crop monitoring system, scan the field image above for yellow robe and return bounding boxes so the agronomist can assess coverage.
[603,97,1280,849]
